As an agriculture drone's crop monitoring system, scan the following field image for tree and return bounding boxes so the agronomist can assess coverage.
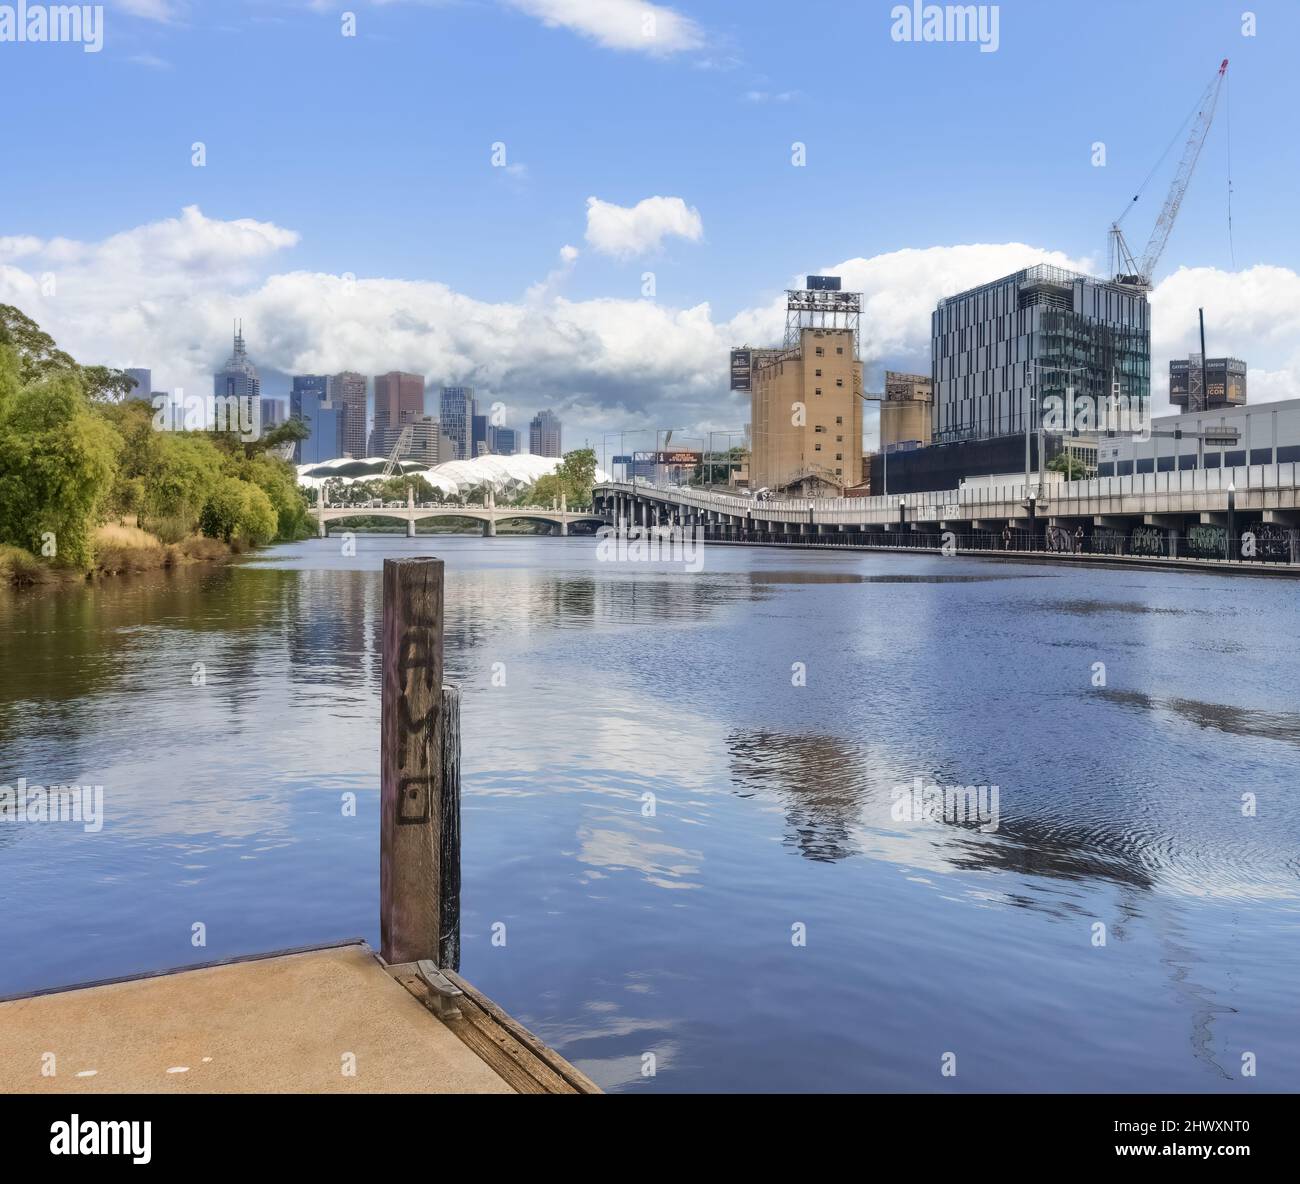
[228,453,311,540]
[1048,452,1090,480]
[0,350,122,569]
[199,476,277,545]
[0,305,133,402]
[556,448,597,506]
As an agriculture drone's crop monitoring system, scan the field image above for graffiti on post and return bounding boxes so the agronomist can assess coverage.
[1186,523,1227,560]
[1130,525,1164,557]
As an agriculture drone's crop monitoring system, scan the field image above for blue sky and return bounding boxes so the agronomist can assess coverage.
[2,0,1298,450]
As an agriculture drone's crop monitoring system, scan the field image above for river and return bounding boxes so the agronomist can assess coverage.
[1,536,1297,1092]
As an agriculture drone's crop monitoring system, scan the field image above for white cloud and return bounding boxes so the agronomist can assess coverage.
[584,195,703,259]
[5,209,1300,445]
[504,0,703,56]
[0,236,43,261]
[114,0,180,19]
[129,53,174,70]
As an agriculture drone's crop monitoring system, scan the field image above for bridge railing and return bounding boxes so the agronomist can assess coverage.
[320,502,596,514]
[596,462,1300,521]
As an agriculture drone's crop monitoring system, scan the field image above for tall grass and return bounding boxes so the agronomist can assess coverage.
[92,522,169,575]
[0,544,52,587]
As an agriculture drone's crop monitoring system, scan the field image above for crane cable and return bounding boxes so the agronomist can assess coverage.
[1114,95,1199,227]
[1226,66,1236,270]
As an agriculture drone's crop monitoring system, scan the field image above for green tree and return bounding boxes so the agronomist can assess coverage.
[0,350,122,569]
[199,476,277,544]
[228,453,311,540]
[556,447,597,506]
[0,305,134,402]
[1048,453,1090,480]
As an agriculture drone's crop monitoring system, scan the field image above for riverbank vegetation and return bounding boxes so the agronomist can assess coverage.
[0,305,314,587]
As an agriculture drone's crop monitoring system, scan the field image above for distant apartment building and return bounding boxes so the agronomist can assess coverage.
[1170,354,1247,412]
[529,409,562,458]
[881,371,933,452]
[370,371,426,455]
[488,424,517,455]
[125,368,151,400]
[329,371,368,458]
[439,386,475,460]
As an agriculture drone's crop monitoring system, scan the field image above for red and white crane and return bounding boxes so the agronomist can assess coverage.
[1110,58,1229,292]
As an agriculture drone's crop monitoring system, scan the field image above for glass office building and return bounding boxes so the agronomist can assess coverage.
[932,265,1150,444]
[291,375,343,464]
[439,386,475,460]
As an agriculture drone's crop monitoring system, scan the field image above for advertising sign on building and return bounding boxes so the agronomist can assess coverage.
[730,349,752,392]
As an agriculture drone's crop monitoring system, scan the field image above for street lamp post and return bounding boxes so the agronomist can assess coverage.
[1028,493,1037,550]
[1227,480,1237,561]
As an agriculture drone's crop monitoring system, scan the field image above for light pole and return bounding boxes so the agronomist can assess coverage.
[599,432,622,481]
[1227,480,1236,560]
[706,429,747,488]
[656,427,690,487]
[1028,492,1037,549]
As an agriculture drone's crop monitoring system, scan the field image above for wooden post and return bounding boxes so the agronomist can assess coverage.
[381,557,446,966]
[439,685,461,972]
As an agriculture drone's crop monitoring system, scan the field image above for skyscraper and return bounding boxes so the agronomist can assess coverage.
[292,375,341,464]
[329,371,368,458]
[291,375,328,421]
[214,322,261,402]
[487,425,517,455]
[529,409,562,458]
[371,371,427,454]
[439,386,475,460]
[471,413,488,458]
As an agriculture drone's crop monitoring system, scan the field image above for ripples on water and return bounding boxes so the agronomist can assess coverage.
[1,537,1297,1092]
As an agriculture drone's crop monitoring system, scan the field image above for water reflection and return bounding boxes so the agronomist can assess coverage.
[1101,688,1300,747]
[3,538,1299,1091]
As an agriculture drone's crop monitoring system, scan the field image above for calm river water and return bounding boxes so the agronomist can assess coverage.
[1,536,1297,1092]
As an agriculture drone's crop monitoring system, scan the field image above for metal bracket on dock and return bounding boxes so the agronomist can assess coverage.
[415,959,464,1020]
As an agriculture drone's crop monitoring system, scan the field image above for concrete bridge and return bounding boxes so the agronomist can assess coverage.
[595,461,1300,563]
[316,487,604,537]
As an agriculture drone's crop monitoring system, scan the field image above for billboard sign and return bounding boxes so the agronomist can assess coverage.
[806,275,842,291]
[730,348,752,392]
[656,451,702,466]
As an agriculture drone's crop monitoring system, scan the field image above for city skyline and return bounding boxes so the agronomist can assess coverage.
[2,2,1297,452]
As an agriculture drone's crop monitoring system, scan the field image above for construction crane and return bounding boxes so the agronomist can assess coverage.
[380,423,415,478]
[1110,58,1229,292]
